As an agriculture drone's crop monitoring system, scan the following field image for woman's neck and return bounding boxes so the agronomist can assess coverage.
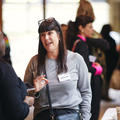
[47,50,58,59]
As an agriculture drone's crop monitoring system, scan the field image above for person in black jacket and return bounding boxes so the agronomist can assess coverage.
[0,31,34,120]
[66,15,103,120]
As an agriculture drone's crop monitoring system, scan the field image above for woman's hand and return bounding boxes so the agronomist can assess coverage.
[92,62,103,75]
[24,96,34,107]
[33,75,48,92]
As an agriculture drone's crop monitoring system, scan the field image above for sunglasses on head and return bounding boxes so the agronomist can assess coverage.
[38,17,55,26]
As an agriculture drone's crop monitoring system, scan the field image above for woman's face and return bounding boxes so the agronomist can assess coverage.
[81,22,93,38]
[40,30,60,53]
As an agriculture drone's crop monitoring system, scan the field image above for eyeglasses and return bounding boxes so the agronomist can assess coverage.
[38,17,55,26]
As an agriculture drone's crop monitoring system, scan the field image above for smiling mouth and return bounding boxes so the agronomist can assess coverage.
[46,42,52,46]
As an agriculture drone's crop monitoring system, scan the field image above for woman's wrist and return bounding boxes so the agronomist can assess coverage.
[92,63,103,75]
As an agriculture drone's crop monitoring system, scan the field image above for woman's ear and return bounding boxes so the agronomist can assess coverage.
[57,33,60,41]
[78,25,84,33]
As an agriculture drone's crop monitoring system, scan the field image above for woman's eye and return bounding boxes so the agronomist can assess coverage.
[41,34,45,37]
[48,31,52,35]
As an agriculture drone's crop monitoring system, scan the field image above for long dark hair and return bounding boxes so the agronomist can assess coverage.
[66,15,94,50]
[37,17,67,75]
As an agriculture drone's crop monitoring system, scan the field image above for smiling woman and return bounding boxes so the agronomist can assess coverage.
[24,17,92,120]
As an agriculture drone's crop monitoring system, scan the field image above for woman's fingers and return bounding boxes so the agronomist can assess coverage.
[34,75,49,92]
[24,96,34,106]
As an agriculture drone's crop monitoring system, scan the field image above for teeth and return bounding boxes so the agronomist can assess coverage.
[46,42,52,46]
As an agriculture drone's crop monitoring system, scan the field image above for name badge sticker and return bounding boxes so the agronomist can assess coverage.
[58,73,71,82]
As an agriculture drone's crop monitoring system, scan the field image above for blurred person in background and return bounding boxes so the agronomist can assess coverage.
[76,0,110,102]
[101,24,119,98]
[109,30,120,70]
[66,15,103,120]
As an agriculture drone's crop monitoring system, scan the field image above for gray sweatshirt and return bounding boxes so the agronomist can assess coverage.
[24,50,92,120]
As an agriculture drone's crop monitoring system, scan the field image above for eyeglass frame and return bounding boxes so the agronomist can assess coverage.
[38,17,55,26]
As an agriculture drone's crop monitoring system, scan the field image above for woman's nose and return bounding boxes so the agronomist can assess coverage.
[45,34,49,39]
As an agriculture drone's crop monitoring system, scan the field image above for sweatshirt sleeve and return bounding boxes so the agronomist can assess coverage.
[0,63,29,120]
[74,41,96,75]
[76,54,92,120]
[24,55,38,86]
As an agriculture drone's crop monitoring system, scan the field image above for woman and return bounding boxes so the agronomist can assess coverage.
[66,15,102,120]
[0,31,34,120]
[66,15,102,75]
[76,0,109,94]
[24,17,92,120]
